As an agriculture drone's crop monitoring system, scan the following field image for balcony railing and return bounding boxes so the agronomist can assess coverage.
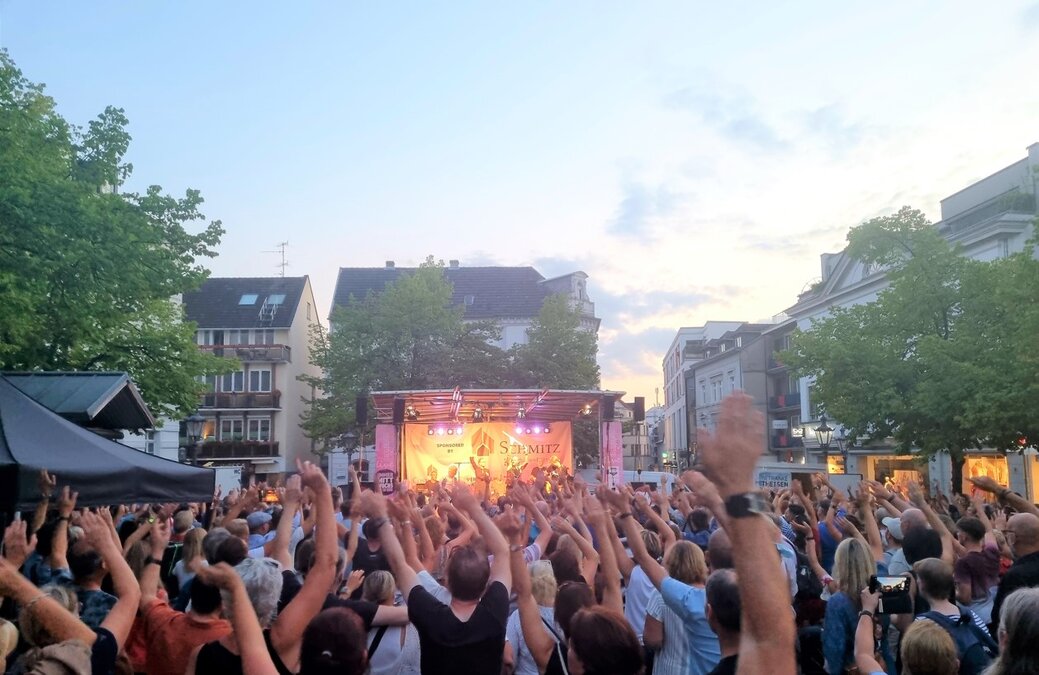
[768,393,801,410]
[939,191,1036,236]
[771,434,804,450]
[201,392,281,409]
[199,344,291,363]
[767,354,787,371]
[195,440,279,460]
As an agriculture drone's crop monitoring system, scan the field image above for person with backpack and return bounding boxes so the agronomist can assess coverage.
[910,558,997,675]
[856,588,960,675]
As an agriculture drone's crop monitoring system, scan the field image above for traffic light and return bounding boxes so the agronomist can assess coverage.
[661,451,668,460]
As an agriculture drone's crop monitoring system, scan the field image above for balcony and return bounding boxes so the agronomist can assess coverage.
[199,344,291,363]
[768,393,801,411]
[201,391,281,409]
[771,434,804,450]
[195,440,279,460]
[767,354,787,371]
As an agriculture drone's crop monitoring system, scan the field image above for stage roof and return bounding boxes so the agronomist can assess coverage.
[371,389,625,424]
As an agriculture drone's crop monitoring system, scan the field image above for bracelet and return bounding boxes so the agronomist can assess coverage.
[619,512,634,520]
[369,517,390,531]
[858,609,875,619]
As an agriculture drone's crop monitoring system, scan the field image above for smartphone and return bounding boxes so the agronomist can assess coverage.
[869,575,912,614]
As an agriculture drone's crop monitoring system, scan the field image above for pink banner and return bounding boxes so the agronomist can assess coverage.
[375,424,398,495]
[601,421,623,489]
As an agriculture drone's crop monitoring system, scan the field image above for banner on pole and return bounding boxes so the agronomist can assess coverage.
[401,422,572,489]
[601,421,623,489]
[375,424,398,492]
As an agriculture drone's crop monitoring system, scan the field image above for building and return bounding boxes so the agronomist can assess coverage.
[661,322,743,464]
[688,324,773,457]
[786,142,1039,493]
[330,260,600,349]
[182,276,323,481]
[616,400,652,472]
[761,319,804,463]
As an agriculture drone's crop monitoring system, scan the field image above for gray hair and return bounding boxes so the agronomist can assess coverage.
[989,588,1039,675]
[203,527,232,564]
[228,558,284,628]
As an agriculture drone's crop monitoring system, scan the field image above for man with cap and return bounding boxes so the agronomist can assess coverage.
[246,510,275,551]
[880,516,904,573]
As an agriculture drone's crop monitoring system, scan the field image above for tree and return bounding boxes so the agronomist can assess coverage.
[510,294,601,469]
[0,51,230,418]
[783,207,1039,491]
[300,258,512,445]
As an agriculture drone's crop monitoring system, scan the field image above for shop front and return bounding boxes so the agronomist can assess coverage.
[963,454,1009,495]
[860,454,929,492]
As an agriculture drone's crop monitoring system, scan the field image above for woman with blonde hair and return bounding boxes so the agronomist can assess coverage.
[172,527,207,591]
[823,538,883,674]
[983,587,1039,675]
[855,585,960,675]
[644,540,711,674]
[505,561,559,675]
[361,570,420,674]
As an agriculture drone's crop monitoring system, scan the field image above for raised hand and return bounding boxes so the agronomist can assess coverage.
[79,511,116,554]
[283,474,303,505]
[297,459,328,491]
[867,480,892,501]
[968,475,1004,494]
[193,561,242,590]
[2,520,36,568]
[342,569,365,597]
[696,392,764,498]
[56,485,78,518]
[359,490,389,520]
[450,482,479,513]
[37,470,57,500]
[495,511,525,546]
[597,487,630,514]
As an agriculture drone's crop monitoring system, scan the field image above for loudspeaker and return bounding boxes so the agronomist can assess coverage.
[392,398,406,425]
[356,395,368,427]
[633,396,645,423]
[601,395,615,421]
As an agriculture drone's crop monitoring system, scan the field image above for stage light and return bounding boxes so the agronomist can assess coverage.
[514,426,524,435]
[581,404,592,416]
[473,406,484,422]
[543,425,551,434]
[455,426,464,435]
[427,428,434,436]
[517,408,526,420]
[525,427,532,434]
[532,425,542,434]
[436,427,446,436]
[406,404,419,421]
[446,428,454,435]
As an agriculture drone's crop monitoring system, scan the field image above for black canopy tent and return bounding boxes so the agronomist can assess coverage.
[0,377,214,512]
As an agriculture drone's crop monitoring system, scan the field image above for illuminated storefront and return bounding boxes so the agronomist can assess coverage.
[863,455,928,491]
[963,454,1008,494]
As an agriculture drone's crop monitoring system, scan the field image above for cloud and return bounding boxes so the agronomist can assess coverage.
[607,181,685,237]
[665,84,788,152]
[1024,2,1039,29]
[801,104,868,151]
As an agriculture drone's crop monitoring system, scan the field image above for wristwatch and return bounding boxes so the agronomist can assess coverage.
[147,557,163,566]
[723,492,772,519]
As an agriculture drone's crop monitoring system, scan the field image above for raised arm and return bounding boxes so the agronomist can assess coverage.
[584,494,623,614]
[453,484,511,591]
[601,488,669,590]
[361,490,419,597]
[551,516,599,586]
[196,563,279,675]
[270,476,302,569]
[506,512,556,671]
[854,589,885,674]
[868,480,912,513]
[514,484,553,553]
[271,462,337,665]
[49,486,77,572]
[139,520,170,609]
[698,393,796,675]
[637,493,677,552]
[80,511,141,650]
[0,555,95,645]
[908,482,961,562]
[969,476,1039,517]
[31,470,57,536]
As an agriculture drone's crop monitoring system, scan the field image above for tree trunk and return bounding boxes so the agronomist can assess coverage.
[950,452,965,495]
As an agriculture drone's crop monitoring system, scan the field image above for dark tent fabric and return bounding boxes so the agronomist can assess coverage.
[0,378,213,512]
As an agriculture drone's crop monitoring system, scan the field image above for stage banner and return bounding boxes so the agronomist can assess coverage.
[402,422,572,493]
[601,421,623,489]
[375,424,398,495]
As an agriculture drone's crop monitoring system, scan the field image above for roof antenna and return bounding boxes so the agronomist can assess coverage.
[264,242,289,277]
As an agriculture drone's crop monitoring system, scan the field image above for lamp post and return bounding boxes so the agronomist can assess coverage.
[186,413,205,466]
[815,415,833,469]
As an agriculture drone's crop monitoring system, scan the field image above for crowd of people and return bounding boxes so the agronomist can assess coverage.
[1,393,1039,674]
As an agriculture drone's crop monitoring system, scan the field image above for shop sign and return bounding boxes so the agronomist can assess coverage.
[755,469,792,490]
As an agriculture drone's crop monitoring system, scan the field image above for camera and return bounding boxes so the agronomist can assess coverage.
[868,575,912,614]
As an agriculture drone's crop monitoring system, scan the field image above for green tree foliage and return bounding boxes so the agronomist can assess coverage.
[784,206,1039,491]
[0,51,230,418]
[301,260,602,458]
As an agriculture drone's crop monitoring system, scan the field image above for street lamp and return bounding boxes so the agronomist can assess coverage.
[342,429,359,475]
[814,415,834,453]
[186,413,205,466]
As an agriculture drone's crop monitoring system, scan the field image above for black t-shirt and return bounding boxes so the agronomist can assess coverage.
[408,580,509,675]
[350,539,390,599]
[708,654,738,675]
[91,627,119,675]
[544,641,570,675]
[321,594,380,630]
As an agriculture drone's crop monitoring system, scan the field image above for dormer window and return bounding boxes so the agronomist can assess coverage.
[239,294,258,305]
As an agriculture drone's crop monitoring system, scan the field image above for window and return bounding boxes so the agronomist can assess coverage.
[201,375,216,393]
[225,330,245,345]
[711,377,723,403]
[735,336,743,348]
[249,369,272,392]
[248,418,271,441]
[266,294,286,305]
[220,418,244,440]
[144,430,156,455]
[306,302,312,320]
[728,370,736,392]
[700,380,706,403]
[221,371,245,392]
[239,294,258,305]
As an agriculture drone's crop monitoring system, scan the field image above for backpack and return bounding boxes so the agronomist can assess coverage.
[795,625,826,675]
[921,610,998,675]
[795,550,823,599]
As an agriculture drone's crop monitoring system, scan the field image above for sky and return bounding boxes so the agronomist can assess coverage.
[4,2,1039,402]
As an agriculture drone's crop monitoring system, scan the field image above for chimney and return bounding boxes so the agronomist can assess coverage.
[385,261,395,269]
[449,260,459,268]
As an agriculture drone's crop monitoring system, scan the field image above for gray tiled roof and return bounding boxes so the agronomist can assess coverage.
[183,277,306,329]
[331,267,554,319]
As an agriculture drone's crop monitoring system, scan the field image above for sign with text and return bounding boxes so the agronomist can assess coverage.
[827,473,864,497]
[601,421,623,488]
[328,453,351,487]
[755,469,792,490]
[375,424,398,483]
[401,421,572,486]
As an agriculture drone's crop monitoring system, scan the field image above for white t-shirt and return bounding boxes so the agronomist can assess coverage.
[505,605,559,675]
[624,565,656,643]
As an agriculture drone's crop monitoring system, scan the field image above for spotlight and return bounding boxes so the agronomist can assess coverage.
[543,425,551,434]
[581,404,592,416]
[525,427,532,434]
[472,406,484,422]
[532,425,542,434]
[427,428,434,436]
[446,427,454,435]
[406,404,419,421]
[436,427,446,436]
[455,426,464,435]
[514,426,524,435]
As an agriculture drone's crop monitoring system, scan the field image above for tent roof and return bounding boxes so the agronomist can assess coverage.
[0,378,212,512]
[370,389,625,424]
[2,372,156,431]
